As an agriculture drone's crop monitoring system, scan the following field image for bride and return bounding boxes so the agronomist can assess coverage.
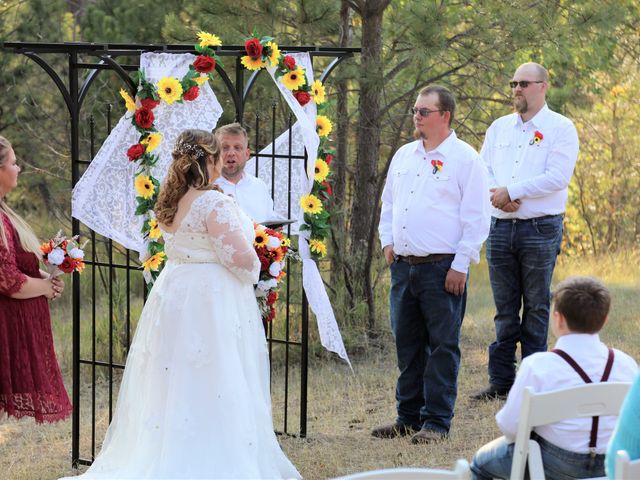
[61,129,300,479]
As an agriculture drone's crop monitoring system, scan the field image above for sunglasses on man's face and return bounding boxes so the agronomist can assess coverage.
[411,107,444,117]
[509,80,544,89]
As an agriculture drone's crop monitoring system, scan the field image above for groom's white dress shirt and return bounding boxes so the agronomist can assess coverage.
[480,103,579,220]
[215,172,276,223]
[378,131,490,274]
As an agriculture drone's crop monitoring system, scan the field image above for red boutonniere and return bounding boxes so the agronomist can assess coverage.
[529,130,543,146]
[430,159,444,174]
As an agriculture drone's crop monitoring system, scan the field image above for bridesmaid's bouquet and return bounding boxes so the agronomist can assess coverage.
[253,224,297,322]
[40,231,86,277]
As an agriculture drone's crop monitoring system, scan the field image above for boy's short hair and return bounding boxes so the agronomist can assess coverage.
[214,122,249,144]
[552,276,611,334]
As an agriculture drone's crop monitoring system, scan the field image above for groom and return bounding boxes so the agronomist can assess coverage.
[375,85,490,443]
[214,123,276,223]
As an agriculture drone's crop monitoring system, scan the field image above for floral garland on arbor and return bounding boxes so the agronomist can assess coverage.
[240,32,335,261]
[120,31,335,283]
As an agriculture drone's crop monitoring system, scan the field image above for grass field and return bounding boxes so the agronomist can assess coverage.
[1,252,638,479]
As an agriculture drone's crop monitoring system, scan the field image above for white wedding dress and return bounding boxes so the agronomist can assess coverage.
[61,190,301,479]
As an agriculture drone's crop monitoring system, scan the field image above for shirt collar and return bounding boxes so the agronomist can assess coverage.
[513,103,550,129]
[217,171,246,186]
[554,332,602,352]
[414,130,458,157]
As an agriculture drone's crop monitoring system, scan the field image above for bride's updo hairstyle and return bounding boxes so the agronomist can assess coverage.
[155,129,220,226]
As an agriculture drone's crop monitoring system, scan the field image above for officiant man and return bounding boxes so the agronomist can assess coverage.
[214,123,276,223]
[374,85,490,443]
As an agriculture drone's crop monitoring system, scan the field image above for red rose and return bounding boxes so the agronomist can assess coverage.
[193,55,216,73]
[134,107,154,129]
[183,86,200,101]
[127,143,146,161]
[265,306,276,322]
[266,290,279,306]
[283,55,296,70]
[324,154,333,165]
[140,98,160,110]
[245,38,263,59]
[293,90,311,106]
[59,256,75,274]
[322,181,333,196]
[257,249,270,272]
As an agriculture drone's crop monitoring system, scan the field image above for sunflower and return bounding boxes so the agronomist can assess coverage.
[148,218,162,240]
[281,68,306,91]
[141,132,162,152]
[197,31,222,48]
[254,228,270,248]
[241,55,266,71]
[157,77,183,104]
[316,115,333,137]
[314,158,330,183]
[265,41,281,67]
[119,88,137,113]
[309,239,327,257]
[194,75,209,86]
[281,237,291,247]
[142,251,166,271]
[312,80,326,104]
[135,174,155,199]
[299,194,323,214]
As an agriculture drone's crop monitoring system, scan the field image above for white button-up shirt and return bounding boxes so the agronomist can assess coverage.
[378,131,490,273]
[481,104,579,219]
[496,333,638,454]
[214,172,275,223]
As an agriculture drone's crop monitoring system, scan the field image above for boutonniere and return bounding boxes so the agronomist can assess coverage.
[529,130,543,146]
[430,159,444,174]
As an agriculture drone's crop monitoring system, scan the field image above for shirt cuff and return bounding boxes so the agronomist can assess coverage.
[451,253,470,274]
[507,183,524,202]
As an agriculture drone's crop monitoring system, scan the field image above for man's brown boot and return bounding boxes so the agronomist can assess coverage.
[371,422,419,439]
[410,428,448,444]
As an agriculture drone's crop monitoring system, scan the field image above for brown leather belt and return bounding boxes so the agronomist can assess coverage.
[396,254,454,265]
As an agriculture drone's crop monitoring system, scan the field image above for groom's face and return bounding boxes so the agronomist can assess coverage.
[220,133,251,181]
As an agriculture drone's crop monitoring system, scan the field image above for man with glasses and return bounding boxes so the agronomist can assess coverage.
[472,62,579,401]
[374,85,490,443]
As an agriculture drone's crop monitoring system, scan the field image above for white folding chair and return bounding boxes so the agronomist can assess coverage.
[614,450,640,480]
[333,459,471,480]
[510,382,631,480]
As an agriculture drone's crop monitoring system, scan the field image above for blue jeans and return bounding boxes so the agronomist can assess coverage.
[471,433,606,480]
[389,256,466,433]
[486,215,563,387]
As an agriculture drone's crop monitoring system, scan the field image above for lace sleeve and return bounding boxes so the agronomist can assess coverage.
[0,214,28,296]
[206,195,260,284]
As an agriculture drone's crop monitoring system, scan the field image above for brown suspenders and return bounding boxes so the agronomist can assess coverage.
[551,347,615,455]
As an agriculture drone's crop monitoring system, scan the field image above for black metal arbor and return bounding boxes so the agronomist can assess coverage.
[2,40,357,468]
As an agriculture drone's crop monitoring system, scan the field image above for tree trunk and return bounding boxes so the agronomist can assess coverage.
[348,0,390,332]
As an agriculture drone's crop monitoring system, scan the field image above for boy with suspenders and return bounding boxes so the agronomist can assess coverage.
[471,276,638,479]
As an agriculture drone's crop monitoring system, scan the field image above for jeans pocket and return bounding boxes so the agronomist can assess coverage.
[534,218,562,236]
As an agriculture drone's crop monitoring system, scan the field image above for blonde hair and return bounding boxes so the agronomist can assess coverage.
[0,136,42,257]
[214,122,249,144]
[155,130,221,226]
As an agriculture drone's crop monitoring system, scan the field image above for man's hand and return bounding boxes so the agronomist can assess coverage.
[383,245,396,266]
[490,187,512,209]
[445,269,466,296]
[500,199,521,213]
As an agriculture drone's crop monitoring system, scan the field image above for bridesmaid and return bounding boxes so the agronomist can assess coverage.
[0,135,72,423]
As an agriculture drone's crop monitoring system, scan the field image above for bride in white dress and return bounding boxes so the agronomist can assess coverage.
[61,129,301,479]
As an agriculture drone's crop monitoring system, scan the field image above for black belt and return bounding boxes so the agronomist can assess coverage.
[396,254,454,265]
[493,213,563,224]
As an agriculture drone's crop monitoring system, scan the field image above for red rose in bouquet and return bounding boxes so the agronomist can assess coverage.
[193,55,216,73]
[183,86,200,101]
[59,256,75,274]
[266,290,279,306]
[292,90,311,106]
[140,98,160,110]
[283,55,296,70]
[134,107,154,129]
[127,144,146,161]
[324,153,333,165]
[245,38,263,59]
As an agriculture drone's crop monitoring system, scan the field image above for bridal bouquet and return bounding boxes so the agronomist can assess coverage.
[40,231,86,277]
[253,224,296,322]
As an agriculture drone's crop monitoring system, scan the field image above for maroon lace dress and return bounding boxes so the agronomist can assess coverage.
[0,212,72,422]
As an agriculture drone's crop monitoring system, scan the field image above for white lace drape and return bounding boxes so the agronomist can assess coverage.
[72,52,223,253]
[265,53,351,368]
